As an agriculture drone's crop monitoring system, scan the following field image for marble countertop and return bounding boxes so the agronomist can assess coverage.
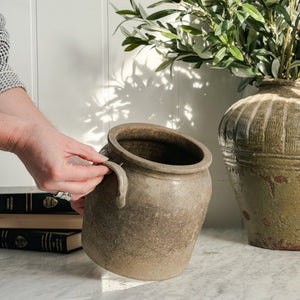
[0,228,299,300]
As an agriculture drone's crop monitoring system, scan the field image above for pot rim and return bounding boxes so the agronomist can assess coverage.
[107,123,212,174]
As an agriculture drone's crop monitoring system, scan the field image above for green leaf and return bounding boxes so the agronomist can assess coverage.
[193,61,203,69]
[246,29,258,53]
[180,25,202,36]
[122,37,148,46]
[119,26,132,37]
[271,58,280,78]
[213,47,227,65]
[228,45,244,61]
[252,49,274,56]
[265,0,280,5]
[161,31,179,39]
[202,0,220,6]
[155,59,172,72]
[215,22,223,36]
[242,3,265,23]
[204,32,220,43]
[147,9,179,20]
[212,57,235,69]
[193,44,213,59]
[116,10,139,16]
[256,76,264,86]
[155,48,164,56]
[235,11,247,24]
[130,0,138,10]
[176,40,189,51]
[238,77,255,92]
[231,63,258,77]
[252,49,273,63]
[231,67,255,77]
[166,22,177,34]
[257,61,271,76]
[219,33,229,44]
[273,4,292,26]
[290,60,300,69]
[148,1,175,8]
[124,44,142,51]
[256,55,270,63]
[215,20,234,36]
[180,56,202,63]
[146,32,156,38]
[138,4,148,19]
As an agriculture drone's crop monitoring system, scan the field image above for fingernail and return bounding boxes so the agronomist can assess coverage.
[99,154,108,161]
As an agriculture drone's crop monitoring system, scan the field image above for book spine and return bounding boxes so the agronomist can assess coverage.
[0,193,75,213]
[0,214,83,229]
[0,229,79,253]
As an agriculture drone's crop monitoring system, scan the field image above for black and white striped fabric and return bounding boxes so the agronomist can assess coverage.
[0,13,25,94]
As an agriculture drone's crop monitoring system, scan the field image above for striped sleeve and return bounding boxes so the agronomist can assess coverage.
[0,13,26,94]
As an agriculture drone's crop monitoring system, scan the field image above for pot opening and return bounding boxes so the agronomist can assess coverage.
[114,127,204,166]
[119,139,202,166]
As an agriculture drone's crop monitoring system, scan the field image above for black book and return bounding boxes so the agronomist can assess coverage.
[0,193,75,214]
[0,229,82,253]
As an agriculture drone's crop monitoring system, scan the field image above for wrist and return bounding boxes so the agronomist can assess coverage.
[0,113,32,154]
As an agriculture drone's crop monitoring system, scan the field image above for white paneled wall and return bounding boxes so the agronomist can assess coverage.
[0,0,244,227]
[37,0,109,143]
[0,0,35,186]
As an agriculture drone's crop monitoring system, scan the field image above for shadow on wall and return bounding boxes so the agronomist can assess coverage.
[81,59,240,143]
[80,60,193,147]
[80,56,242,227]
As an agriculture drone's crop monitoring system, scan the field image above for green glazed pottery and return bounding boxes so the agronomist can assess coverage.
[219,80,300,250]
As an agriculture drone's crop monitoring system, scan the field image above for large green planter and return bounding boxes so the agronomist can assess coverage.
[219,80,300,250]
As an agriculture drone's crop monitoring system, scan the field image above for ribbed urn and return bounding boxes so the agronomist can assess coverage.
[219,80,300,250]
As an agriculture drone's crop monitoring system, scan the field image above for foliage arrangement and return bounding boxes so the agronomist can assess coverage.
[115,0,300,91]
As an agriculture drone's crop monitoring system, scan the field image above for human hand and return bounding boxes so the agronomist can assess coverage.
[14,123,110,203]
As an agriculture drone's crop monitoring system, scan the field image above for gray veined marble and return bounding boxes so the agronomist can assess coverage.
[0,229,299,300]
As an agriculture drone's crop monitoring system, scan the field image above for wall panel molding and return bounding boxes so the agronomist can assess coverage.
[29,0,38,105]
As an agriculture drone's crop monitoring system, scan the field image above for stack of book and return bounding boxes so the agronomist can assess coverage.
[0,191,82,253]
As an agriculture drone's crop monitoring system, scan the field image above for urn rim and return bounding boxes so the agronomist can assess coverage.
[107,123,212,174]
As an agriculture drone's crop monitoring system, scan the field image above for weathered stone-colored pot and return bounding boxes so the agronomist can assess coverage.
[82,123,212,280]
[219,80,300,250]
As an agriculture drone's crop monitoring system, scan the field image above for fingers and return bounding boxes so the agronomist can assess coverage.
[48,175,105,198]
[63,164,110,181]
[23,129,111,201]
[67,139,108,164]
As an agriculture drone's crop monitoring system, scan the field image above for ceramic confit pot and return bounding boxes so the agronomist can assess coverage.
[219,79,300,250]
[82,123,212,280]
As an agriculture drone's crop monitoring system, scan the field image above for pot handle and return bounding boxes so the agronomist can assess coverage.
[101,160,128,209]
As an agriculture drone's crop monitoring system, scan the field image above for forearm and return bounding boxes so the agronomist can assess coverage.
[0,87,53,127]
[0,14,54,145]
[0,111,31,152]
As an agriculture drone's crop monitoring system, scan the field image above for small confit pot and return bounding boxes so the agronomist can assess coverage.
[82,123,212,281]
